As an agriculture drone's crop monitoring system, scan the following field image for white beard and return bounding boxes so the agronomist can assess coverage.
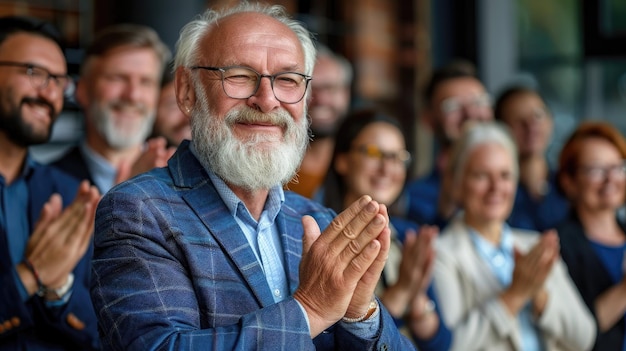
[88,100,155,149]
[190,81,309,191]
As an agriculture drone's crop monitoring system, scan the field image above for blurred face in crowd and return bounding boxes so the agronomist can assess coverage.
[335,122,409,207]
[498,91,553,158]
[308,54,350,138]
[154,80,190,147]
[0,32,67,147]
[430,77,492,146]
[78,46,161,149]
[562,137,626,213]
[178,12,309,191]
[459,142,516,227]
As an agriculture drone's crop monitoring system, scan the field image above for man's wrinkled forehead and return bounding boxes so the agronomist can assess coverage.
[202,12,302,61]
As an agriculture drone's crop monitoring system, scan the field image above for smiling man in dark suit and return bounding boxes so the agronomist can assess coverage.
[0,16,100,350]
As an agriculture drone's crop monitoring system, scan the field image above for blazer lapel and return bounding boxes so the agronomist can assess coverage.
[447,219,504,297]
[171,142,276,307]
[446,218,523,349]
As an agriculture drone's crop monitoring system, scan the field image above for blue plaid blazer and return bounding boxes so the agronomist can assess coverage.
[91,141,414,351]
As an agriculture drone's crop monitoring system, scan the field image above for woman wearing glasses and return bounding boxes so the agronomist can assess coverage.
[433,121,595,351]
[555,121,626,351]
[315,107,451,350]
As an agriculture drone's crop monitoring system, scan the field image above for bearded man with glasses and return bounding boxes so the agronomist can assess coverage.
[0,16,100,350]
[89,2,415,350]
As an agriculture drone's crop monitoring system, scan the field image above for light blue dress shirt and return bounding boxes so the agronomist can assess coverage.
[208,171,289,303]
[79,140,117,194]
[194,144,379,337]
[469,225,544,351]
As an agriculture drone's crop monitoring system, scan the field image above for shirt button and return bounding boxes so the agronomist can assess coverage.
[274,289,281,297]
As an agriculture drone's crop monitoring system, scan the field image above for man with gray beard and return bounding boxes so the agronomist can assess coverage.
[50,24,175,194]
[89,2,415,350]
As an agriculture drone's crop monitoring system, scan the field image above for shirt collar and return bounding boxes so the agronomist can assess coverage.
[22,154,36,179]
[468,223,514,260]
[190,143,285,222]
[79,140,116,192]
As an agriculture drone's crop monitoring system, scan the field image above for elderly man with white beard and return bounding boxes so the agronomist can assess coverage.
[50,24,175,194]
[89,2,415,351]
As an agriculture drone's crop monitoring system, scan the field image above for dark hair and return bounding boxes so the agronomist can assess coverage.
[424,58,478,106]
[0,16,62,49]
[82,23,171,76]
[494,85,549,121]
[321,107,407,213]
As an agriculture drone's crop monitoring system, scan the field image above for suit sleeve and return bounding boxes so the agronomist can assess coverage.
[0,166,99,350]
[535,258,596,350]
[92,186,414,351]
[91,191,318,351]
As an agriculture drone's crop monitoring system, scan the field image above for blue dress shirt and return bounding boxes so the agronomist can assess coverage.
[195,146,380,338]
[1,158,32,302]
[79,140,117,194]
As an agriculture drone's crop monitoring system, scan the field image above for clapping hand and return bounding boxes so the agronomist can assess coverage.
[18,181,100,295]
[294,195,390,337]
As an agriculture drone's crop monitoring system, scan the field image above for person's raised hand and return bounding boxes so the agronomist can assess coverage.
[115,137,176,185]
[20,180,100,294]
[501,230,559,315]
[293,195,388,337]
[382,225,438,317]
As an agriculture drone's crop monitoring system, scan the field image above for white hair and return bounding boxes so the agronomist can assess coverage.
[174,2,316,79]
[449,121,519,189]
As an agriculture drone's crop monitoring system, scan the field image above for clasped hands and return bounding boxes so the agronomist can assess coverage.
[115,137,176,185]
[17,180,100,299]
[501,229,560,317]
[294,195,390,337]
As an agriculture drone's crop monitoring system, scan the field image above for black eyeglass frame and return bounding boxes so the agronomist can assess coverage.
[0,60,73,94]
[190,65,312,104]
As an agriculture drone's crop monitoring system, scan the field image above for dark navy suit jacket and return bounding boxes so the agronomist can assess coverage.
[0,160,100,350]
[557,212,626,351]
[50,146,97,192]
[91,141,415,350]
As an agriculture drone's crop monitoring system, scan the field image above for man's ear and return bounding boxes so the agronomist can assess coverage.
[175,66,196,117]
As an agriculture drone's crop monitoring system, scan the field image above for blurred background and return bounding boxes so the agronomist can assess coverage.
[9,0,626,179]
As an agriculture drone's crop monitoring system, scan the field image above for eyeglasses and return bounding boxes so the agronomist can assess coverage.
[578,162,626,182]
[0,61,73,95]
[191,65,312,104]
[353,144,411,168]
[440,93,491,116]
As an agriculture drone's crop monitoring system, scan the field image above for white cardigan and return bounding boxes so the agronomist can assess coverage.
[433,216,596,351]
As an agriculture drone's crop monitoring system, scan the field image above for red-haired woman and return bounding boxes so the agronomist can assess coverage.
[556,121,626,350]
